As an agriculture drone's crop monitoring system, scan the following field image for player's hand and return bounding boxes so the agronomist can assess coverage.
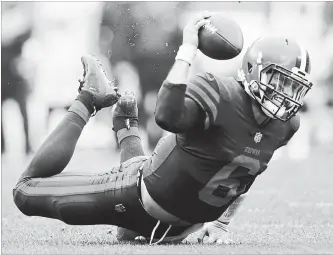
[196,222,233,244]
[182,11,212,48]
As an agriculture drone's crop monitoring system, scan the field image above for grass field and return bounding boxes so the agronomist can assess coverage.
[2,146,333,254]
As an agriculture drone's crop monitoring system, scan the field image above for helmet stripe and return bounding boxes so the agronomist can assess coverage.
[299,46,307,72]
[295,56,301,69]
[305,50,311,73]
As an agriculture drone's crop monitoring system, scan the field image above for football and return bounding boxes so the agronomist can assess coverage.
[198,13,244,60]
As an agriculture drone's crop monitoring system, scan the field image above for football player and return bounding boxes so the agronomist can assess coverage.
[13,11,313,245]
[116,11,313,244]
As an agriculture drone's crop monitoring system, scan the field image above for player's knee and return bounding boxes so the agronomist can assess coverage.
[13,182,33,217]
[12,178,45,217]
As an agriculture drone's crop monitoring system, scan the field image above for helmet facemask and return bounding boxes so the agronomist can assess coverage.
[243,63,312,121]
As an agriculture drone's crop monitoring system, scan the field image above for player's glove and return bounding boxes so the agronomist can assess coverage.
[196,221,233,244]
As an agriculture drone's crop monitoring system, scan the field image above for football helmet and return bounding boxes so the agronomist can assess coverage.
[238,37,313,121]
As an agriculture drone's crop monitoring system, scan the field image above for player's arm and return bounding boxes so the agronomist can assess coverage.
[155,72,221,133]
[155,80,205,133]
[155,12,211,133]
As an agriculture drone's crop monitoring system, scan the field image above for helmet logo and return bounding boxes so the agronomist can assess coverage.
[248,62,253,73]
[254,132,263,143]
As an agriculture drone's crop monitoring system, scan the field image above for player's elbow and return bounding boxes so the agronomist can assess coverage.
[155,113,185,133]
[155,104,173,128]
[155,111,171,130]
[155,98,188,133]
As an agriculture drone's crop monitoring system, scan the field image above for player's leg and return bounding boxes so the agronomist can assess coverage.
[16,54,119,181]
[113,92,145,163]
[112,92,148,241]
[12,54,173,234]
[13,153,152,226]
[13,53,120,220]
[14,144,183,236]
[17,108,87,180]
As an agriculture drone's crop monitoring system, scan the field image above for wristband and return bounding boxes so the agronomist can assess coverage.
[175,44,197,65]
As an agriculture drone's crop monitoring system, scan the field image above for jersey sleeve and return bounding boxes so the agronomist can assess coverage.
[185,72,221,129]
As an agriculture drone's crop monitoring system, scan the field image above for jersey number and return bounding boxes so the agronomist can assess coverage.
[198,155,262,207]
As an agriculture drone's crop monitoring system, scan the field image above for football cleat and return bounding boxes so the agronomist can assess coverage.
[78,54,120,115]
[112,92,138,132]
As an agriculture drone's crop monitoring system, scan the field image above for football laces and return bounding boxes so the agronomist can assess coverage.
[203,23,217,34]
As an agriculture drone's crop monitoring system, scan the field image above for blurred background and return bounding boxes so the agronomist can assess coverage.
[1,1,333,160]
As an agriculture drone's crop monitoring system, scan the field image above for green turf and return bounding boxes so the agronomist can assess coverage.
[2,147,333,254]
